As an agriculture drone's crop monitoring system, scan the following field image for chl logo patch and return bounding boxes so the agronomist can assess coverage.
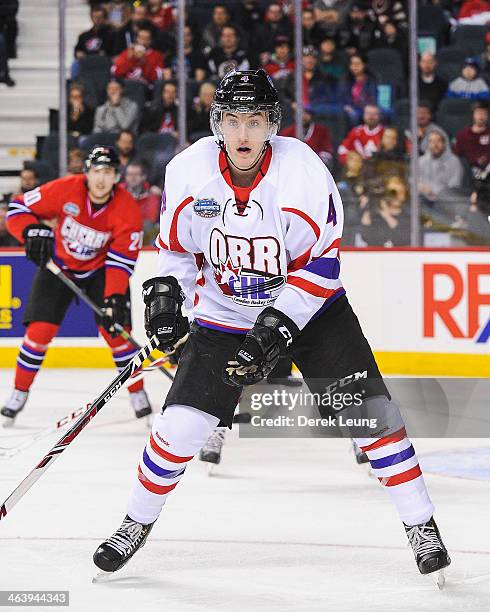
[194,198,220,218]
[63,202,80,216]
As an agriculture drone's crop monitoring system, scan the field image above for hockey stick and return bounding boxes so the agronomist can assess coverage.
[0,355,172,460]
[0,407,85,460]
[45,260,174,382]
[0,335,160,521]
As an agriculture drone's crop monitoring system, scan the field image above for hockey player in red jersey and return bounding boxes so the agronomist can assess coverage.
[93,71,450,584]
[2,146,152,423]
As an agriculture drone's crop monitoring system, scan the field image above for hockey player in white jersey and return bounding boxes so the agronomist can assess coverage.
[93,69,450,583]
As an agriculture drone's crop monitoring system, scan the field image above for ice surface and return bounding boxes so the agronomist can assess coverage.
[1,369,489,612]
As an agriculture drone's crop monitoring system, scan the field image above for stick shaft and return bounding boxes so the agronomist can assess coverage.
[45,261,174,381]
[0,337,159,521]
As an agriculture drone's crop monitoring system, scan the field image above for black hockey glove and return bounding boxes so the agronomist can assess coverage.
[223,307,300,387]
[142,276,189,352]
[23,223,54,267]
[101,293,128,337]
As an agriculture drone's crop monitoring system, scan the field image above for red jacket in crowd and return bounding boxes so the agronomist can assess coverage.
[112,48,165,84]
[280,122,333,164]
[338,124,384,165]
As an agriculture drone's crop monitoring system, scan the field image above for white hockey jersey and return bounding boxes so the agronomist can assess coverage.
[157,136,344,333]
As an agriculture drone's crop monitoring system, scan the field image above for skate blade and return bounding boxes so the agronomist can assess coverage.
[1,417,16,429]
[145,415,152,429]
[207,462,218,477]
[92,570,114,584]
[427,569,446,590]
[436,569,446,589]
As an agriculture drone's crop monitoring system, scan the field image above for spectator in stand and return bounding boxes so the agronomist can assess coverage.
[284,46,340,116]
[263,36,295,85]
[419,130,464,203]
[147,0,174,32]
[104,0,131,31]
[73,5,113,68]
[317,37,347,81]
[121,161,160,231]
[338,53,378,124]
[111,4,159,56]
[374,21,408,69]
[279,107,334,167]
[164,26,207,82]
[234,0,264,39]
[115,129,136,179]
[337,3,376,56]
[201,5,231,55]
[338,150,365,202]
[302,8,317,47]
[93,79,139,134]
[310,5,342,46]
[67,84,94,137]
[0,28,13,86]
[207,25,250,79]
[0,0,18,59]
[254,3,293,62]
[189,82,215,141]
[369,126,408,179]
[415,102,448,154]
[360,193,411,247]
[457,0,490,24]
[481,33,490,83]
[369,0,408,33]
[66,148,85,175]
[454,102,490,186]
[447,58,490,100]
[112,26,165,86]
[19,168,40,193]
[0,203,19,246]
[418,52,447,113]
[338,104,384,164]
[313,0,352,25]
[140,80,178,136]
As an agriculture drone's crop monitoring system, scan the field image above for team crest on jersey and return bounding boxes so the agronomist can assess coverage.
[210,228,285,307]
[194,198,220,218]
[63,202,80,216]
[60,216,110,260]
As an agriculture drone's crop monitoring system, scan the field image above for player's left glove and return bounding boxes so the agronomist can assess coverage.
[101,294,128,337]
[223,307,300,387]
[22,223,54,267]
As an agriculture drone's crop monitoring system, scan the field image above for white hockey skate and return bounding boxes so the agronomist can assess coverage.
[129,389,152,424]
[404,517,451,589]
[1,389,29,427]
[199,427,226,475]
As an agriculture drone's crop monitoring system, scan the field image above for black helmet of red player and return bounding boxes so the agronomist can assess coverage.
[84,146,120,175]
[210,69,282,145]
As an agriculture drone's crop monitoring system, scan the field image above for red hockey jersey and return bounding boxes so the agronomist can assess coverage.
[338,124,384,165]
[7,174,143,296]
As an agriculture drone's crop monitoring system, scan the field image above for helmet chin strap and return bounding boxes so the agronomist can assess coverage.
[221,141,269,173]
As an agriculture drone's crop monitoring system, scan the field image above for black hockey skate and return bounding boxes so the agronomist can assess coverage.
[405,517,451,586]
[1,389,29,427]
[93,514,155,574]
[200,428,226,465]
[352,440,369,465]
[129,389,152,419]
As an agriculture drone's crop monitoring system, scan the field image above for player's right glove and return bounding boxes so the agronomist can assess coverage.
[223,307,300,387]
[142,276,189,352]
[22,223,54,267]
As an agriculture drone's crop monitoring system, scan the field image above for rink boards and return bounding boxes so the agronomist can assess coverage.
[0,247,488,376]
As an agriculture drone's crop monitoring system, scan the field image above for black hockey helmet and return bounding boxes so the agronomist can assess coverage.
[210,68,282,144]
[84,145,120,174]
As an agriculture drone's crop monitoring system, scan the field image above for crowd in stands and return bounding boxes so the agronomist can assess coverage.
[1,0,489,248]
